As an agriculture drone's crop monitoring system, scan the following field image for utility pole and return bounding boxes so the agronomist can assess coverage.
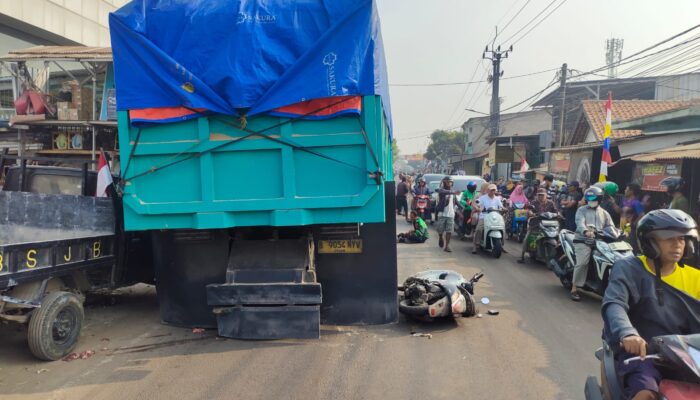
[483,44,512,139]
[557,63,568,147]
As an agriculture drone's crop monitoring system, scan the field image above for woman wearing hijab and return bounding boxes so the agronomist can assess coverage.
[506,184,529,237]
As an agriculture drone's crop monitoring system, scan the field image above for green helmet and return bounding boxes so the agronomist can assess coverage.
[594,181,618,196]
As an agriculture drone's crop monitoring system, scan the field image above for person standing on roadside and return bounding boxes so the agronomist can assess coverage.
[396,175,410,216]
[561,181,582,231]
[435,176,460,252]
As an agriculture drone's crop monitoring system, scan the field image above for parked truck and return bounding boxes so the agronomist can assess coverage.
[0,160,153,360]
[109,0,397,338]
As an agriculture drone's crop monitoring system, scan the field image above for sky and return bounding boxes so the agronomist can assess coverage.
[375,0,700,154]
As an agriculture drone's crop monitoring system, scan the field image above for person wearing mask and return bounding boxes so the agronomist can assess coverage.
[435,176,460,252]
[459,181,479,238]
[602,209,700,400]
[396,175,410,216]
[471,184,505,254]
[518,188,557,263]
[665,177,690,213]
[561,181,582,232]
[570,186,615,301]
[397,211,429,243]
[505,183,529,238]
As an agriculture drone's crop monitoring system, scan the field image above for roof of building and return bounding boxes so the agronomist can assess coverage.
[628,142,700,162]
[582,99,692,141]
[0,46,112,62]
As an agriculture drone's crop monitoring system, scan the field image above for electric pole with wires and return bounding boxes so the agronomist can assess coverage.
[483,45,512,139]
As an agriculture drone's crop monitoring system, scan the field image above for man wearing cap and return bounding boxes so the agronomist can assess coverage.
[472,183,505,254]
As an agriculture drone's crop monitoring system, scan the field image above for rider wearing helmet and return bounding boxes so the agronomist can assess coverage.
[595,181,621,227]
[602,209,700,400]
[570,186,615,302]
[458,181,479,237]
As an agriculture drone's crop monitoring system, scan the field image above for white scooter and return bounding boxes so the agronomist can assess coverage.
[477,208,506,258]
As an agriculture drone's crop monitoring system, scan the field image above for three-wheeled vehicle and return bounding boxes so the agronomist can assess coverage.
[0,157,152,360]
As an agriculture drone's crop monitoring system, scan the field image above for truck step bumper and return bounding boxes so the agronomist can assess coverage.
[206,282,322,305]
[213,305,320,339]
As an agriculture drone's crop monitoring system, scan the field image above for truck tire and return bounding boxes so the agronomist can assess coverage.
[398,299,428,316]
[28,291,84,361]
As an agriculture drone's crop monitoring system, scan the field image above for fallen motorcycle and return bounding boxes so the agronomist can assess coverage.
[585,334,700,400]
[398,270,484,320]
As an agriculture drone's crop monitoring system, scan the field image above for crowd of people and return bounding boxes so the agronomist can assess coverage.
[396,171,700,400]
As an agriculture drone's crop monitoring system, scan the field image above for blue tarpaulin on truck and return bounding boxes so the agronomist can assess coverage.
[109,0,391,133]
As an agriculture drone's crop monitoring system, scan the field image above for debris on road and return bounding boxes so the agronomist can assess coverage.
[487,310,500,316]
[192,328,205,334]
[476,313,483,318]
[480,297,490,305]
[36,368,49,374]
[62,350,96,361]
[410,332,433,339]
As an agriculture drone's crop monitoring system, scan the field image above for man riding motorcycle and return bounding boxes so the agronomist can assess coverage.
[602,209,700,400]
[412,177,432,220]
[517,188,557,263]
[459,181,478,237]
[570,186,615,302]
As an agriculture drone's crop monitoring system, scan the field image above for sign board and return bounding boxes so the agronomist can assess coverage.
[633,162,682,192]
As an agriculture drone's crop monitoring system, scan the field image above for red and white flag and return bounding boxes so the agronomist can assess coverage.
[96,152,113,197]
[519,156,530,173]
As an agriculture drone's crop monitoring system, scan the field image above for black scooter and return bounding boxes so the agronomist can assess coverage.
[585,334,700,399]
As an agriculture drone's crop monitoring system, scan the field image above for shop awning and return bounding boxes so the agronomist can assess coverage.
[0,46,112,62]
[627,142,700,162]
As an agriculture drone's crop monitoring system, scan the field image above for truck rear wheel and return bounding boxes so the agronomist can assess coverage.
[28,291,84,361]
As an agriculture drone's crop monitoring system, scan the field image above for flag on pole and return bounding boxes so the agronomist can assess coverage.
[599,92,613,183]
[96,152,113,197]
[519,155,530,174]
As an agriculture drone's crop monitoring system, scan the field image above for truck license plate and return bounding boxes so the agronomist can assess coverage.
[318,239,363,254]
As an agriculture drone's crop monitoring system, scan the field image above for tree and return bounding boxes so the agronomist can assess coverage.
[424,130,466,161]
[391,139,400,164]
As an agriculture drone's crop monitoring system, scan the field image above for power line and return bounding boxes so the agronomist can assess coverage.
[500,0,560,45]
[389,67,558,87]
[496,0,532,42]
[509,0,570,46]
[570,24,700,80]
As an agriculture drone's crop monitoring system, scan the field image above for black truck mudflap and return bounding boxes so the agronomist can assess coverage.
[206,237,322,339]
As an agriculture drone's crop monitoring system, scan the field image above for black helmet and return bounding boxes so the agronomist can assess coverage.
[584,186,603,203]
[418,177,426,184]
[544,174,554,182]
[532,179,541,186]
[467,181,477,192]
[636,209,699,260]
[661,176,684,194]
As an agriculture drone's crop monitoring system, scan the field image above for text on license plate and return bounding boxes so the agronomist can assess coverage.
[318,239,363,254]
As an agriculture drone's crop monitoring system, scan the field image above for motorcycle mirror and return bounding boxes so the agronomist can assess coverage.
[480,297,490,305]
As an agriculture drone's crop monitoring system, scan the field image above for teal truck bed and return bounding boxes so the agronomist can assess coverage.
[118,96,392,231]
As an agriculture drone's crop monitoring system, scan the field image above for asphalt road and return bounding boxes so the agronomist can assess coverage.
[0,220,603,400]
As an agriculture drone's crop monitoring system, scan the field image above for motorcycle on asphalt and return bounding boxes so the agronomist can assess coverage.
[476,208,506,258]
[550,225,634,295]
[414,194,432,223]
[398,270,484,320]
[454,201,474,239]
[522,211,564,264]
[507,201,529,243]
[585,334,700,400]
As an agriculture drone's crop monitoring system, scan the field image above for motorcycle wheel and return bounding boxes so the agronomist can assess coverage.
[398,299,429,316]
[560,275,573,291]
[517,226,526,243]
[462,292,477,317]
[491,238,502,258]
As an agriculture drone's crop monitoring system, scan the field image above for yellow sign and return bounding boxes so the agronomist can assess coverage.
[318,239,363,254]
